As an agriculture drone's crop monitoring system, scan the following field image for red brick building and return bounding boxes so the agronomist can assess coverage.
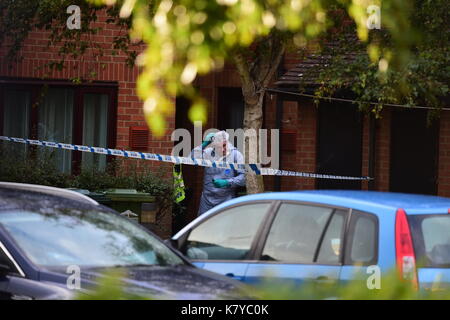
[0,11,175,175]
[1,10,449,233]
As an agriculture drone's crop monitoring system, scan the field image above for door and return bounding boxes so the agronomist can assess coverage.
[245,203,348,286]
[316,102,363,189]
[217,87,244,131]
[174,96,197,226]
[390,109,438,195]
[181,202,272,281]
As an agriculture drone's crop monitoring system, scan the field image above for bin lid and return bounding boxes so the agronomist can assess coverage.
[104,189,155,202]
[66,188,90,195]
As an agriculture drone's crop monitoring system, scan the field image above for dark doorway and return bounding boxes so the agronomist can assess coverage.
[217,87,246,196]
[217,87,244,130]
[316,102,363,190]
[390,109,438,195]
[173,96,197,233]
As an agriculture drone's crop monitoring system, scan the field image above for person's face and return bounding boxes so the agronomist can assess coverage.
[214,141,227,156]
[222,141,227,155]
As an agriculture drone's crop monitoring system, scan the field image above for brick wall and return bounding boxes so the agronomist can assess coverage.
[361,115,371,190]
[438,111,450,197]
[295,98,318,190]
[279,100,299,191]
[374,109,391,191]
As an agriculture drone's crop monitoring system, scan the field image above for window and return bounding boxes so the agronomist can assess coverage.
[2,89,31,157]
[0,209,184,268]
[82,93,109,171]
[0,82,116,173]
[261,203,334,263]
[345,211,378,265]
[38,88,74,172]
[409,215,450,267]
[316,210,347,264]
[185,202,270,260]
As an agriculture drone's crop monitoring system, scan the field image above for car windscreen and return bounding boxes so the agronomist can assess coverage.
[409,214,450,268]
[0,209,184,268]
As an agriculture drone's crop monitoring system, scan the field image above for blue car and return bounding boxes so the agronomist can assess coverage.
[171,190,450,290]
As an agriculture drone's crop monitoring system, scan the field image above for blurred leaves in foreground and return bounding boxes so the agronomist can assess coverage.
[75,268,450,300]
[250,271,450,300]
[88,0,422,136]
[75,269,149,300]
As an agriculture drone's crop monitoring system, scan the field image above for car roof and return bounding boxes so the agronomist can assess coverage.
[0,185,108,213]
[0,182,99,206]
[211,190,450,215]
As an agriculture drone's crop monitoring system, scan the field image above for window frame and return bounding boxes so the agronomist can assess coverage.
[254,200,352,266]
[343,209,379,266]
[314,208,348,265]
[0,78,118,174]
[0,240,25,278]
[179,200,277,262]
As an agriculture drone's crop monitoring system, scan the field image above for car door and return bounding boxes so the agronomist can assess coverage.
[245,202,349,286]
[179,201,273,281]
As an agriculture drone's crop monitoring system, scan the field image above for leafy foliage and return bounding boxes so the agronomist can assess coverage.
[251,269,450,300]
[0,0,137,81]
[87,0,419,135]
[1,0,444,135]
[315,0,449,116]
[75,267,450,300]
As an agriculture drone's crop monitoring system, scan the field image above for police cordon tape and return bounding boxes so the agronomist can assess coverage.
[0,135,372,181]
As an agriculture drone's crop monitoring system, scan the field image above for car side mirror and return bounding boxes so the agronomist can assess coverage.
[0,254,14,276]
[164,238,179,250]
[0,262,12,276]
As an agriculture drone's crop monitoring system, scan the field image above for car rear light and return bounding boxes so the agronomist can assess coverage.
[395,208,418,289]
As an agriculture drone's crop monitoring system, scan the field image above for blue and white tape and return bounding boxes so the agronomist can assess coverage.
[0,135,372,181]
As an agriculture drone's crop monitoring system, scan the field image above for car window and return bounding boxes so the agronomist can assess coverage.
[261,203,334,263]
[316,210,346,264]
[409,215,450,267]
[185,202,270,260]
[346,211,378,265]
[0,209,184,268]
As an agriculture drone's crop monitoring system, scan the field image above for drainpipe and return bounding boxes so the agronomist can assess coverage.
[274,94,283,191]
[368,115,376,190]
[274,58,285,191]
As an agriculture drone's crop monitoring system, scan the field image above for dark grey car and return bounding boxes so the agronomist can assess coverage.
[0,184,249,300]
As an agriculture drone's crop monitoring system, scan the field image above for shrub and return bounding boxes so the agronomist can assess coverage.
[0,143,184,219]
[0,145,71,188]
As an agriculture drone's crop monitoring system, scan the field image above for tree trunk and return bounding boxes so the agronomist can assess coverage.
[243,91,265,194]
[233,34,285,194]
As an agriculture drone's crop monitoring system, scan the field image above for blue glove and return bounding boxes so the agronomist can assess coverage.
[213,179,230,188]
[201,132,216,149]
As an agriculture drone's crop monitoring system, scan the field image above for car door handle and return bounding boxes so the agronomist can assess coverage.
[315,276,335,284]
[225,273,244,281]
